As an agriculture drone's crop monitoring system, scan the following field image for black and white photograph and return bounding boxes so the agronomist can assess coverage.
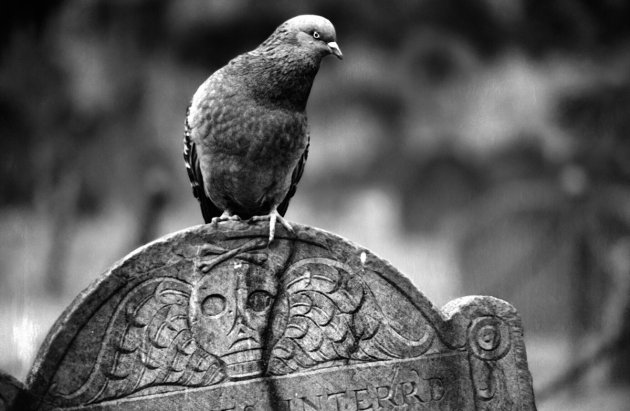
[1,1,629,410]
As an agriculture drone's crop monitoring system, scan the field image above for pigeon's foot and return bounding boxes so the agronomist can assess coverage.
[210,210,240,227]
[250,209,293,243]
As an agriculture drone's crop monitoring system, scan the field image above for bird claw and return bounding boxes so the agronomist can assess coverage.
[248,210,293,244]
[210,211,240,227]
[277,215,294,233]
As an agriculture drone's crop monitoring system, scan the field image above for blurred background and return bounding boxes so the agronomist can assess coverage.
[1,0,629,409]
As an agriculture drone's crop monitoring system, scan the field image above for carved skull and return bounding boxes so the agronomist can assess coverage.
[190,256,277,379]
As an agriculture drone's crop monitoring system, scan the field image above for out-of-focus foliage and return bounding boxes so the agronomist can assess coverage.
[2,0,630,213]
[1,0,630,408]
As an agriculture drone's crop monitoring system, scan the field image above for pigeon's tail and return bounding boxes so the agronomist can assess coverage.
[183,106,222,223]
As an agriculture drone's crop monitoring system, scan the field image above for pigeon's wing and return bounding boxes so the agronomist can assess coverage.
[277,136,309,217]
[183,105,222,223]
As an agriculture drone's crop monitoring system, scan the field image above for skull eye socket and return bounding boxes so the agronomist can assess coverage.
[201,294,226,317]
[312,31,320,39]
[247,290,273,312]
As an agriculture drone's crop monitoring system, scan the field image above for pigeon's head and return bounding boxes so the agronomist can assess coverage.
[273,15,343,60]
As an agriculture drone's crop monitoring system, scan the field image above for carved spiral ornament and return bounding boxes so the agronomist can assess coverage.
[468,316,511,361]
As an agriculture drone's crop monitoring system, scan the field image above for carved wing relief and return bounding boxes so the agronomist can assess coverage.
[23,223,535,410]
[50,278,225,405]
[268,258,435,375]
[45,237,287,407]
[37,229,451,408]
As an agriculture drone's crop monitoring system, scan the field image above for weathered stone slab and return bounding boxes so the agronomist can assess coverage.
[10,221,536,410]
[74,353,472,410]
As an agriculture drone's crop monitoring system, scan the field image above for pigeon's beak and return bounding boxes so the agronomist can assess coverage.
[327,42,343,59]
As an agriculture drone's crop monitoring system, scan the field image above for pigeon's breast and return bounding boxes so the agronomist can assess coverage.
[191,80,308,215]
[201,97,307,165]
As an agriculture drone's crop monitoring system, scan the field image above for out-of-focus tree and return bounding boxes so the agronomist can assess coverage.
[457,81,630,398]
[0,0,175,294]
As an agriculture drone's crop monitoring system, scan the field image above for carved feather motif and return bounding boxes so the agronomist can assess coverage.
[268,258,435,375]
[51,278,225,405]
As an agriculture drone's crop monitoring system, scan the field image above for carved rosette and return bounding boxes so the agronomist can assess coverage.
[469,316,511,361]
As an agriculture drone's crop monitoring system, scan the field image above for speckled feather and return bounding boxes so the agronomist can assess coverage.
[184,15,339,221]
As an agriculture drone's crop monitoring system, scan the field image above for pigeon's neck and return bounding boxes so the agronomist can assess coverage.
[237,48,321,111]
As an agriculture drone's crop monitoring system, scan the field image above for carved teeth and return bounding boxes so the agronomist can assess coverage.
[222,348,262,365]
[222,349,264,378]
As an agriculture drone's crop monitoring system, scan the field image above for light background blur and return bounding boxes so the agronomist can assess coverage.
[1,0,630,409]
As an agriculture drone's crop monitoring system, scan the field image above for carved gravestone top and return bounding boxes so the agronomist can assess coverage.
[9,222,536,410]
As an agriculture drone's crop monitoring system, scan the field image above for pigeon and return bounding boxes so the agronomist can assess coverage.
[184,15,342,242]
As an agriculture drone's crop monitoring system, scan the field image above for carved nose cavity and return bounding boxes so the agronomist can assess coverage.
[223,321,264,379]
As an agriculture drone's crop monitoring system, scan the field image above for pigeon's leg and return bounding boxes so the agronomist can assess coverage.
[250,208,294,243]
[210,210,241,227]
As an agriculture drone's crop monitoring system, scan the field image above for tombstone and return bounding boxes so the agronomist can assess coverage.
[2,221,537,410]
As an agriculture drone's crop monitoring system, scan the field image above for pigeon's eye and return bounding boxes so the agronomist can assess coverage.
[312,31,321,39]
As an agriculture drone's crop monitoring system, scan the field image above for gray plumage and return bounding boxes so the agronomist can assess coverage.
[184,15,341,241]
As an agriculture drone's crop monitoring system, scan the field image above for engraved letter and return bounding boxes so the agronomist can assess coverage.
[376,385,401,408]
[301,395,324,410]
[400,380,428,405]
[327,391,346,410]
[354,388,373,410]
